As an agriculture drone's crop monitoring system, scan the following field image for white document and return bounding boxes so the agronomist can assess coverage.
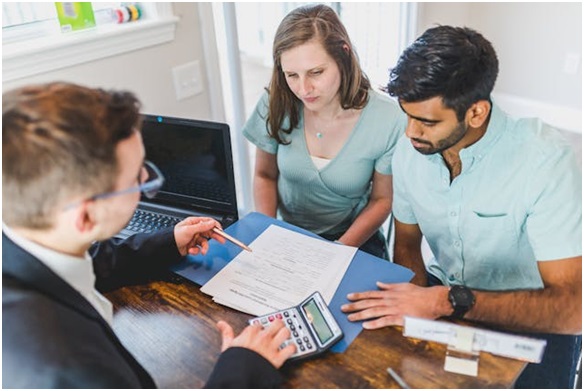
[403,317,547,363]
[201,224,357,316]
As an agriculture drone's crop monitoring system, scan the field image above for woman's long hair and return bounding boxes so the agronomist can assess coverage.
[267,4,370,144]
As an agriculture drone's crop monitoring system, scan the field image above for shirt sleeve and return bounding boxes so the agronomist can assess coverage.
[391,135,418,224]
[374,100,407,175]
[242,91,278,155]
[525,140,582,261]
[91,228,182,292]
[204,347,282,388]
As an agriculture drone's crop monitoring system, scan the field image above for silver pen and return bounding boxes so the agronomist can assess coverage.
[387,367,411,389]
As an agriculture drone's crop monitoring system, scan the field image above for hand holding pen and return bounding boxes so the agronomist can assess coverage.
[174,217,227,256]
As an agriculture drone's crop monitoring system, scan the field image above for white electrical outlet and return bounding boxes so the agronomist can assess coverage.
[563,52,581,75]
[172,60,204,100]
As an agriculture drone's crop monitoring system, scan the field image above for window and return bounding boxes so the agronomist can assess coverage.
[2,2,178,82]
[3,2,123,43]
[234,2,405,118]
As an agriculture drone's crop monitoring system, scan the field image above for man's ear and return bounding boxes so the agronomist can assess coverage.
[466,100,491,128]
[74,200,97,233]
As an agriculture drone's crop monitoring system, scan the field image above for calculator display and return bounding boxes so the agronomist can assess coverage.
[302,298,334,344]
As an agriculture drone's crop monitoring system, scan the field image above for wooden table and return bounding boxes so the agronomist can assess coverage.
[105,272,525,388]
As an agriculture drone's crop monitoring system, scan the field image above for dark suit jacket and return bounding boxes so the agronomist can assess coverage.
[2,230,282,388]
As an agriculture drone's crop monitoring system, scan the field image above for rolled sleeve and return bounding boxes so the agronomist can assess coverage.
[525,145,582,261]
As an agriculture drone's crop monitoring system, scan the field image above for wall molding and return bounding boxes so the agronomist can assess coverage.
[493,92,581,133]
[3,16,178,83]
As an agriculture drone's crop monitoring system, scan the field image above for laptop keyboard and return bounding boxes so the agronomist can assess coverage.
[118,209,236,240]
[124,209,182,234]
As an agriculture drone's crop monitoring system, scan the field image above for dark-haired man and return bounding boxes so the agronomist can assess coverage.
[2,82,295,388]
[342,26,581,388]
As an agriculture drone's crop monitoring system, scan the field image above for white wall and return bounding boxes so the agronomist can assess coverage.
[4,3,580,133]
[2,3,213,121]
[418,2,582,132]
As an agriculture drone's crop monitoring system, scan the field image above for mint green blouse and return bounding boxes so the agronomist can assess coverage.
[243,90,405,236]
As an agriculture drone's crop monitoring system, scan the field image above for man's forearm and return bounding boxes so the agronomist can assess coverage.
[467,286,581,335]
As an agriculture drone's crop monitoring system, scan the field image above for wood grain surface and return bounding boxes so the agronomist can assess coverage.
[105,273,525,388]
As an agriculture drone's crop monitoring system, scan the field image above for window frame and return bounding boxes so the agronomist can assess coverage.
[3,3,178,82]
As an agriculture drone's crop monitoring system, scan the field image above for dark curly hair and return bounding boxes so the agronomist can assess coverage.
[386,25,498,121]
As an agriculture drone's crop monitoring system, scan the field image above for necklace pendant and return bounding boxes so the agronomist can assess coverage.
[316,132,323,139]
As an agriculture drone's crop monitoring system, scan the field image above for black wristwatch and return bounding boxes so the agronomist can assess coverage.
[448,285,475,319]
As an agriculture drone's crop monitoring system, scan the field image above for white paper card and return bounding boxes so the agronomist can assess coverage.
[453,327,475,352]
[404,317,547,363]
[444,354,479,376]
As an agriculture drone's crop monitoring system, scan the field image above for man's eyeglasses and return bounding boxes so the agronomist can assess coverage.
[64,160,164,209]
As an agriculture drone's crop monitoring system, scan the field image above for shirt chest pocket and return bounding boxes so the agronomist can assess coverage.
[465,210,519,252]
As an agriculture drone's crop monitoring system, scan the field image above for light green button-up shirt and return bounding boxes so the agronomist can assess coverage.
[392,103,582,290]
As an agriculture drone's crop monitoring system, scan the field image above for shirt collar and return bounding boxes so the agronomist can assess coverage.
[460,101,507,160]
[423,100,507,164]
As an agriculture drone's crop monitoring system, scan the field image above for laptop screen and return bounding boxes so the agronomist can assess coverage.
[140,114,238,218]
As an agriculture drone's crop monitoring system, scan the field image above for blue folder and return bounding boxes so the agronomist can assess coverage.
[171,212,414,353]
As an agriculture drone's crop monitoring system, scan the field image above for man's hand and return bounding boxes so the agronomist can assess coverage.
[341,282,451,329]
[216,320,296,368]
[174,217,226,256]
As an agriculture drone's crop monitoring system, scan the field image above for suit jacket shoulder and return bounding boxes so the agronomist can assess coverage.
[2,234,156,388]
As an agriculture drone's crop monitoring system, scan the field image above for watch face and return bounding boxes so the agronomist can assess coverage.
[450,285,475,307]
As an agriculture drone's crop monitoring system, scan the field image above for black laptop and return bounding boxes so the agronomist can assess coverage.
[116,114,239,239]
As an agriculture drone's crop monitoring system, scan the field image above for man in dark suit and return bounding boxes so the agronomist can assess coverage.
[2,82,296,388]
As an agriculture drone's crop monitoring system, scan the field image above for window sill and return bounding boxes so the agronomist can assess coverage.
[3,16,179,82]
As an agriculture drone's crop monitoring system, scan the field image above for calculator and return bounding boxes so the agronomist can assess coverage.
[248,291,344,360]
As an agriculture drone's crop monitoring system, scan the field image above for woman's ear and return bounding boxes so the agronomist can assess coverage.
[466,100,491,128]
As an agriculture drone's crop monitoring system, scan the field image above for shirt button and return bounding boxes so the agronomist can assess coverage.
[450,211,457,217]
[453,241,461,247]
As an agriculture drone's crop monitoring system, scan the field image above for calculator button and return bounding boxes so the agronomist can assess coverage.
[293,331,299,337]
[299,345,306,352]
[287,319,293,324]
[289,324,296,330]
[303,336,309,342]
[307,344,313,349]
[276,313,283,319]
[296,338,302,344]
[268,315,274,322]
[284,311,289,317]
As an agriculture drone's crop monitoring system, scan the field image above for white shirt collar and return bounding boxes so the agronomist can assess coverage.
[3,223,113,325]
